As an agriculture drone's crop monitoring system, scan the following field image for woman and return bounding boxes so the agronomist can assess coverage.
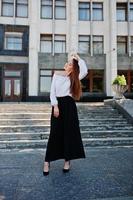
[43,54,88,176]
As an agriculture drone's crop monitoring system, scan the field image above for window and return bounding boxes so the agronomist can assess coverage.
[79,2,90,21]
[2,0,28,17]
[80,70,104,93]
[131,71,133,92]
[40,70,52,93]
[16,0,28,17]
[92,70,104,92]
[40,34,66,53]
[41,0,52,19]
[4,70,21,77]
[93,36,103,55]
[78,35,90,53]
[40,35,52,53]
[131,37,133,55]
[130,3,133,21]
[54,35,66,53]
[4,33,23,50]
[55,0,66,19]
[92,3,103,21]
[117,36,127,54]
[2,0,14,16]
[80,73,89,92]
[117,3,127,21]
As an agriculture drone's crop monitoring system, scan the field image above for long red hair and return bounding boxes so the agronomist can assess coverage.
[69,59,82,100]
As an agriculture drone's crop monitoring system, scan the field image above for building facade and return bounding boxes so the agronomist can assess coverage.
[0,0,133,102]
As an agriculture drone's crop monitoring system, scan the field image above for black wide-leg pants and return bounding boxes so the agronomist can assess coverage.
[45,96,86,162]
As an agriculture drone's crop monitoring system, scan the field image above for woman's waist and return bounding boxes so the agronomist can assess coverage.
[56,94,72,100]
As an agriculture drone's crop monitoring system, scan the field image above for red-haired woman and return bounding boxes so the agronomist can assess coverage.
[43,54,88,176]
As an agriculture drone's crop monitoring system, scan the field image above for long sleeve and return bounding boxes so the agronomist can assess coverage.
[78,58,88,80]
[50,74,58,106]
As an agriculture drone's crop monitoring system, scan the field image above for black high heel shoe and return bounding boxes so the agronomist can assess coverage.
[63,161,70,173]
[43,162,50,176]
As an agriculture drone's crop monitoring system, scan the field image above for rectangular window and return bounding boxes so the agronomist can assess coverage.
[78,35,90,53]
[79,2,90,21]
[40,35,52,53]
[16,0,28,17]
[117,36,127,54]
[131,37,133,55]
[92,70,104,92]
[54,35,66,53]
[80,70,104,93]
[93,36,104,55]
[80,73,89,92]
[41,0,52,19]
[4,33,23,50]
[130,3,133,21]
[4,70,21,77]
[117,3,127,21]
[92,2,103,21]
[131,71,133,92]
[55,0,66,19]
[2,0,14,16]
[40,70,52,93]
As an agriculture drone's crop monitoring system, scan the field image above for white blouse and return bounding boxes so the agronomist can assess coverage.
[50,58,88,106]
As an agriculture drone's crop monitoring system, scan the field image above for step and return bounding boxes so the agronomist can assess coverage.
[0,124,132,129]
[0,124,133,133]
[0,113,51,119]
[0,115,125,120]
[0,137,133,149]
[0,130,133,141]
[81,125,133,131]
[0,108,51,111]
[0,111,123,116]
[0,118,127,122]
[0,119,50,125]
[0,119,129,126]
[79,109,118,113]
[83,137,133,147]
[0,106,112,111]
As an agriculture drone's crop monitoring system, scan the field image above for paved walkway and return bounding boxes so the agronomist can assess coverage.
[0,147,133,200]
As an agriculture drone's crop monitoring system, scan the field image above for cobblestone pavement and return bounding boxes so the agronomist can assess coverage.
[0,147,133,200]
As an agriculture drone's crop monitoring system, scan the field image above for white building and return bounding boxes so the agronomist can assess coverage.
[0,0,133,102]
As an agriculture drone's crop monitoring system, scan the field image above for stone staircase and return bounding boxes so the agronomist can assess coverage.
[0,103,133,149]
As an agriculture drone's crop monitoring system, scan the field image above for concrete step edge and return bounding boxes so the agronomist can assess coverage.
[82,137,133,141]
[0,137,133,143]
[0,130,133,134]
[1,125,132,128]
[0,118,127,121]
[0,112,51,115]
[0,118,126,121]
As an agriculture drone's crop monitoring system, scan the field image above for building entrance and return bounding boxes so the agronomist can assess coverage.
[3,70,22,102]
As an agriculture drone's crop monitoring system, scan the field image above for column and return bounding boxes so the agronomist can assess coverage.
[68,0,78,56]
[105,0,117,96]
[0,1,1,16]
[28,0,40,96]
[128,0,131,57]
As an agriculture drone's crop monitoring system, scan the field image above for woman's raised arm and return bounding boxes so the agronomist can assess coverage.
[78,58,88,80]
[71,54,88,80]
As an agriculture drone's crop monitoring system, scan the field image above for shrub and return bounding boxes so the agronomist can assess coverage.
[112,75,127,86]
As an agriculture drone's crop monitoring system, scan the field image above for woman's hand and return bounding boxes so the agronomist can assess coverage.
[70,53,80,61]
[54,105,59,118]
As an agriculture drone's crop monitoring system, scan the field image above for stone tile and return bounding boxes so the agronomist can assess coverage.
[0,187,16,200]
